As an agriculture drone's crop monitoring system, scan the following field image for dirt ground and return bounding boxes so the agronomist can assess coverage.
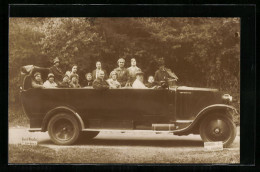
[8,128,240,164]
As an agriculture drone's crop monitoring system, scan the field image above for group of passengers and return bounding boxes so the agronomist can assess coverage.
[31,57,178,89]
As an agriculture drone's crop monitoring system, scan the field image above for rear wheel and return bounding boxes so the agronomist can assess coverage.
[199,114,236,147]
[47,113,80,145]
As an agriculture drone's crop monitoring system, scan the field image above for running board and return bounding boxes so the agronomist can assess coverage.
[28,128,42,132]
[82,129,174,133]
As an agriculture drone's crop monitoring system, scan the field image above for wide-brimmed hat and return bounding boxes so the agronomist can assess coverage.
[47,73,55,79]
[34,72,41,77]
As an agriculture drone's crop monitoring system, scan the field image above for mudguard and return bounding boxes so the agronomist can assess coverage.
[174,104,238,134]
[42,106,85,131]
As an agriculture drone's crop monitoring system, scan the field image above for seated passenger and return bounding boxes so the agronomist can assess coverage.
[113,58,128,87]
[67,64,78,78]
[132,71,147,89]
[58,75,70,88]
[126,58,141,86]
[92,61,108,80]
[145,76,157,88]
[106,71,121,89]
[93,71,109,90]
[82,73,93,87]
[43,73,58,88]
[154,57,178,86]
[69,74,81,88]
[50,57,63,83]
[31,72,44,88]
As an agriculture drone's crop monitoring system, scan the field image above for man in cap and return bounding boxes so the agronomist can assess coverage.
[31,72,44,88]
[43,73,58,88]
[50,57,63,83]
[113,58,128,87]
[132,71,148,89]
[93,70,109,90]
[154,57,178,86]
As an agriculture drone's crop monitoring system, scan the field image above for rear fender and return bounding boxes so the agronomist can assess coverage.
[174,104,238,134]
[42,106,85,132]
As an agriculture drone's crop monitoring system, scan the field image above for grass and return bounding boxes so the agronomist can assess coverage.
[9,144,240,164]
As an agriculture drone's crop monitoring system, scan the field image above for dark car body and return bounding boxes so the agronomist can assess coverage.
[20,66,238,146]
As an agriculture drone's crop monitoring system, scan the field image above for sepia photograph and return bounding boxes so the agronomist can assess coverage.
[8,17,240,164]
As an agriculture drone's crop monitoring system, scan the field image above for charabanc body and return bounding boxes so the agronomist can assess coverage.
[20,66,238,147]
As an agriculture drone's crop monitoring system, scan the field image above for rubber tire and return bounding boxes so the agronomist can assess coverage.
[199,114,237,148]
[47,113,80,145]
[79,131,100,140]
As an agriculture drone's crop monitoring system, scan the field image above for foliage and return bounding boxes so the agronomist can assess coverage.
[9,17,240,108]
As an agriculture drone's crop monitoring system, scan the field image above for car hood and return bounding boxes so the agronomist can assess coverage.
[170,86,219,92]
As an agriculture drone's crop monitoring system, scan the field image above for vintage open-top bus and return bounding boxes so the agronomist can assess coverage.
[20,66,238,147]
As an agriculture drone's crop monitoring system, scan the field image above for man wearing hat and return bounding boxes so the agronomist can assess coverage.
[31,72,44,88]
[132,71,147,89]
[154,57,178,86]
[50,57,63,83]
[43,73,58,88]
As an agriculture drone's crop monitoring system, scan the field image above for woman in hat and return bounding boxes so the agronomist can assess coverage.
[106,71,121,89]
[31,72,44,88]
[69,74,81,88]
[50,57,63,83]
[43,73,58,88]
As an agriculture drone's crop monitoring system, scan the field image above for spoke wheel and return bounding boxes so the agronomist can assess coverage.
[48,113,80,145]
[199,114,236,147]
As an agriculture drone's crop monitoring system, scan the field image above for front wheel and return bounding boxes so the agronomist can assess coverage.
[199,114,237,148]
[47,113,80,145]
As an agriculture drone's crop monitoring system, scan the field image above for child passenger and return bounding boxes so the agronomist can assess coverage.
[69,74,81,88]
[43,73,58,88]
[145,76,157,88]
[106,71,121,89]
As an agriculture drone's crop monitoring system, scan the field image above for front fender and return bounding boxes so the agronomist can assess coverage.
[41,106,85,132]
[174,104,238,134]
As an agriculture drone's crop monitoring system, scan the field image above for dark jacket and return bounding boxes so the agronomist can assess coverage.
[154,67,178,84]
[113,67,128,87]
[93,78,109,90]
[145,82,157,88]
[50,65,63,82]
[82,80,93,87]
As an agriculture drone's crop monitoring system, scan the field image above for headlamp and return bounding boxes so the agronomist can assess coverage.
[222,94,232,102]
